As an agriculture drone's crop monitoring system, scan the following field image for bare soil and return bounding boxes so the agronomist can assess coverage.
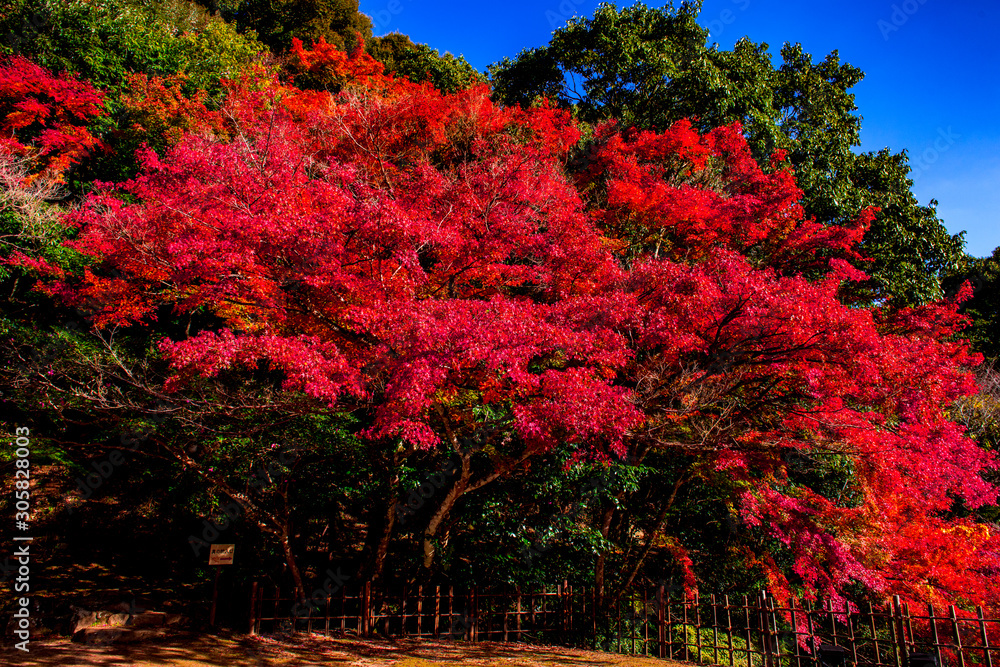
[4,633,685,666]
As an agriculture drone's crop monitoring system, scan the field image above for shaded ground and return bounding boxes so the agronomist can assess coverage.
[5,633,683,666]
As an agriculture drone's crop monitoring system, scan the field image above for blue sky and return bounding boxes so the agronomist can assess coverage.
[358,0,999,257]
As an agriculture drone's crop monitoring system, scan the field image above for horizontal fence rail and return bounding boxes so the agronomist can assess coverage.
[249,583,999,667]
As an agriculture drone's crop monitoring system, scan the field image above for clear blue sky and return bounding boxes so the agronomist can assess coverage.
[358,0,1000,258]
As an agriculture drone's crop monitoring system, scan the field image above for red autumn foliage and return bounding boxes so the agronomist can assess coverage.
[19,43,1000,616]
[119,73,224,146]
[0,56,104,180]
[288,34,392,92]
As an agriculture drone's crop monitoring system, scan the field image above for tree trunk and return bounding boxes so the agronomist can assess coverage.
[594,504,616,609]
[611,472,688,605]
[280,527,307,604]
[368,493,398,583]
[422,454,471,569]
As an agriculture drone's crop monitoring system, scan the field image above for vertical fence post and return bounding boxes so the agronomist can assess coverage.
[805,600,816,661]
[588,586,597,649]
[977,606,993,667]
[695,592,703,664]
[565,581,571,642]
[248,581,259,635]
[769,595,782,667]
[362,582,371,637]
[471,586,478,642]
[323,584,332,634]
[928,603,942,667]
[517,586,522,642]
[402,585,408,637]
[558,581,565,640]
[684,593,691,662]
[711,594,720,666]
[761,591,772,667]
[892,596,906,667]
[725,595,735,667]
[845,600,858,665]
[504,586,509,643]
[617,589,623,654]
[658,583,666,659]
[417,585,424,640]
[904,603,915,659]
[949,605,966,667]
[667,588,675,660]
[643,587,649,656]
[867,602,882,667]
[434,585,440,638]
[829,600,839,649]
[632,589,637,656]
[790,597,801,667]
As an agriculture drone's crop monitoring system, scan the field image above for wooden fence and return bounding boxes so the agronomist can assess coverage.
[249,582,999,667]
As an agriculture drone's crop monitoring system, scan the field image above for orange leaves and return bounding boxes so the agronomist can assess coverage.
[289,34,392,93]
[120,73,224,146]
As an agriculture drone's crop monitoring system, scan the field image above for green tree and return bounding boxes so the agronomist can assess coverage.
[235,0,372,53]
[489,1,965,305]
[366,32,483,94]
[0,0,263,94]
[945,248,1000,357]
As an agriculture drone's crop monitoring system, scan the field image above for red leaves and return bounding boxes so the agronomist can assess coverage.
[119,73,224,146]
[585,118,872,275]
[33,41,1000,612]
[0,56,104,180]
[161,330,365,403]
[289,34,392,92]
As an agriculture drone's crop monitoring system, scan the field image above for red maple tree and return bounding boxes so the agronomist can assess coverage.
[0,56,104,181]
[17,43,999,612]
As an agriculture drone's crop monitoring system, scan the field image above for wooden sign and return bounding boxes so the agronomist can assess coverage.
[209,544,235,566]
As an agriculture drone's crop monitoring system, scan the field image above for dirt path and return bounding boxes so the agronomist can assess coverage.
[4,633,685,666]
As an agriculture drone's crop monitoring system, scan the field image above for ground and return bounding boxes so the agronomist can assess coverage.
[5,633,684,666]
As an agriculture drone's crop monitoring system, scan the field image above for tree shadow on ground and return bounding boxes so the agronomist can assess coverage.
[10,632,680,666]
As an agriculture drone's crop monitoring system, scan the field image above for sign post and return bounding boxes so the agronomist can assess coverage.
[208,544,235,627]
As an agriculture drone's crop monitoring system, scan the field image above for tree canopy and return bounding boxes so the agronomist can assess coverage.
[489,2,966,305]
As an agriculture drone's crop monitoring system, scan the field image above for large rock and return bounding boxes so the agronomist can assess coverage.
[68,606,98,634]
[72,627,168,645]
[164,614,189,627]
[95,611,130,627]
[129,611,166,628]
